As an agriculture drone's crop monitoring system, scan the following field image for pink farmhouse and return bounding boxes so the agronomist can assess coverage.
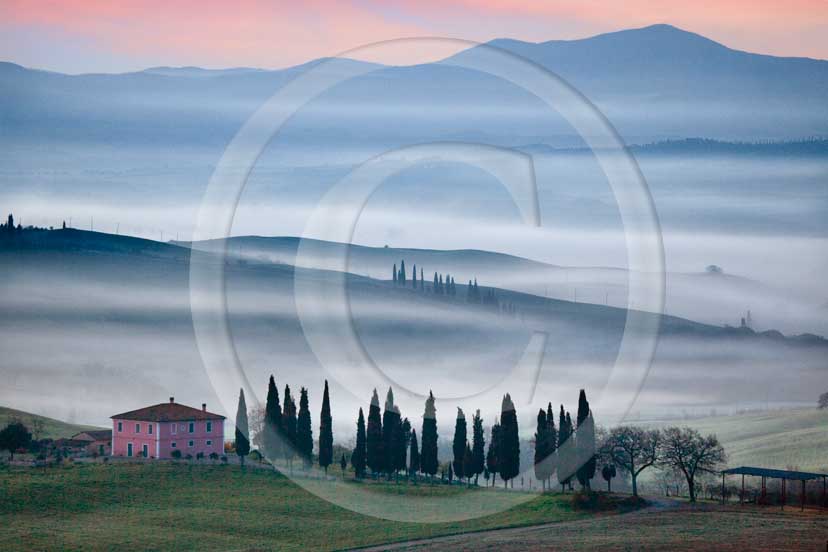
[111,397,225,459]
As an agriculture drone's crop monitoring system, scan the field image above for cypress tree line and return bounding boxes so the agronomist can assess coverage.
[296,387,313,470]
[486,421,501,487]
[282,385,297,470]
[367,389,383,476]
[263,375,283,461]
[471,410,485,485]
[420,391,439,481]
[452,407,467,482]
[575,389,596,490]
[408,429,420,478]
[558,408,575,491]
[545,402,558,490]
[499,394,520,487]
[235,388,250,467]
[318,380,333,474]
[351,407,367,479]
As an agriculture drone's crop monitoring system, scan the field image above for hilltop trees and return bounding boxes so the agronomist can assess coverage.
[659,427,726,502]
[351,408,367,479]
[470,410,485,485]
[499,394,520,487]
[296,387,313,470]
[367,389,383,476]
[452,408,467,482]
[235,388,250,467]
[318,380,333,474]
[263,375,283,461]
[421,391,439,481]
[604,426,661,497]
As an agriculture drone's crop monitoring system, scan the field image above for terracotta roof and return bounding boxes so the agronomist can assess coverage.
[73,430,112,441]
[111,401,226,422]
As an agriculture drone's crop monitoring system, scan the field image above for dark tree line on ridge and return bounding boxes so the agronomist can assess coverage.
[391,260,516,315]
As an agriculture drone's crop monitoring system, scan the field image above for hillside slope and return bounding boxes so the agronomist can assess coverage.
[0,406,101,440]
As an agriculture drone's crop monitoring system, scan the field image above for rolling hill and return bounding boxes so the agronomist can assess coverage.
[0,406,102,440]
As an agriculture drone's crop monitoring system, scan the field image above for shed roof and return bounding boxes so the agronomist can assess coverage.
[721,466,828,481]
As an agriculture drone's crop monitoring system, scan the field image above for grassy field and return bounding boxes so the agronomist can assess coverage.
[640,408,828,472]
[0,406,102,440]
[1,462,642,551]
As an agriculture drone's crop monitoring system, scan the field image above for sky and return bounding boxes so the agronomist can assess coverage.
[1,0,827,74]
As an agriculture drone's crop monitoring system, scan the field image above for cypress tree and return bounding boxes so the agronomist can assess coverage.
[534,408,548,489]
[471,409,485,485]
[382,388,400,478]
[438,274,444,294]
[420,267,424,290]
[408,429,420,477]
[399,260,406,284]
[318,380,334,474]
[467,280,473,302]
[576,389,596,490]
[452,407,467,481]
[263,375,282,461]
[297,387,313,470]
[499,393,520,487]
[558,409,575,490]
[393,263,397,284]
[412,264,417,288]
[486,421,501,487]
[367,389,383,476]
[282,385,297,470]
[340,453,347,477]
[395,416,410,477]
[546,402,558,489]
[433,272,438,292]
[351,407,367,479]
[420,391,439,481]
[235,388,250,467]
[463,443,474,487]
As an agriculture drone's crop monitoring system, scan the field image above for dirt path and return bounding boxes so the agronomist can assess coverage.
[350,499,828,551]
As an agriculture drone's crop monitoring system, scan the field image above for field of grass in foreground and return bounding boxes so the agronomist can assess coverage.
[1,462,642,551]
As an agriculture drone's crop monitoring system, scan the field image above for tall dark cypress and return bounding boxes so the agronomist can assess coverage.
[296,387,313,470]
[399,260,406,284]
[408,429,420,477]
[463,443,474,487]
[420,267,424,290]
[318,380,333,474]
[486,421,501,487]
[452,407,467,481]
[351,407,367,478]
[263,375,282,461]
[558,409,575,490]
[420,391,439,480]
[382,388,400,477]
[534,407,549,488]
[412,264,417,288]
[575,389,596,490]
[393,263,397,284]
[546,402,558,489]
[235,388,250,467]
[471,409,485,485]
[395,417,410,476]
[366,389,383,475]
[282,385,297,469]
[433,272,438,293]
[499,393,520,487]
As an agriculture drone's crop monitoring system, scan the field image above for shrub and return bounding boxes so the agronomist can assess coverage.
[209,452,219,462]
[220,455,228,464]
[185,454,193,461]
[171,450,182,460]
[196,452,205,461]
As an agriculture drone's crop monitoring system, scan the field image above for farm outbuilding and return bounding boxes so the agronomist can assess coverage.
[721,466,828,511]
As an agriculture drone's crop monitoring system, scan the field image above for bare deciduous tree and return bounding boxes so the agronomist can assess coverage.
[603,426,660,497]
[659,427,726,502]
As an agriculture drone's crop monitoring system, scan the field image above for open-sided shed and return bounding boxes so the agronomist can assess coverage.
[721,466,827,510]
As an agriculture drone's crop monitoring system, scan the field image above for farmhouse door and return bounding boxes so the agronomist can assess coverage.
[127,443,133,457]
[142,444,148,458]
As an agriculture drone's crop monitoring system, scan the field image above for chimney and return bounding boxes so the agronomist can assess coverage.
[169,397,174,404]
[202,403,207,412]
